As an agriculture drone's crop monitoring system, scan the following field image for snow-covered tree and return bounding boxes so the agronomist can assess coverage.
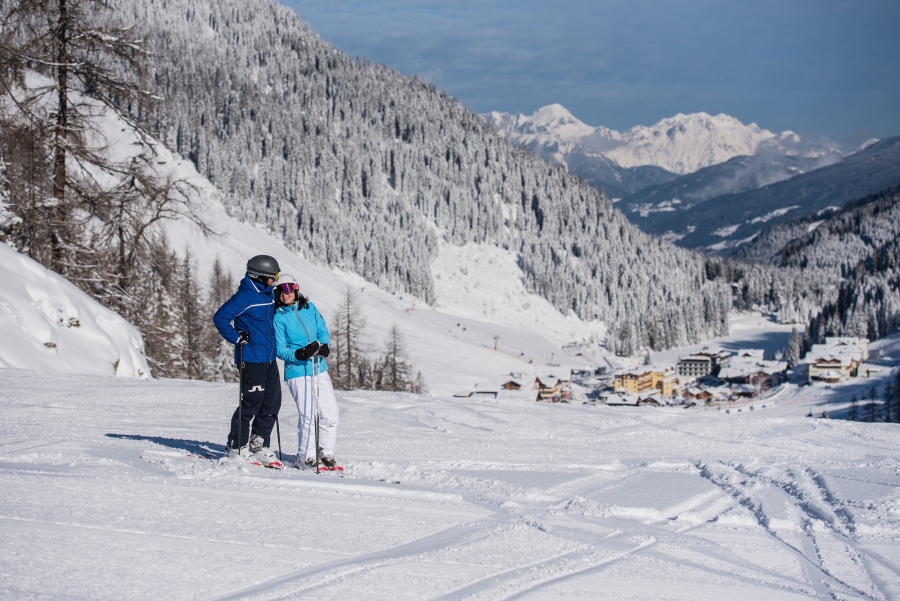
[786,327,802,368]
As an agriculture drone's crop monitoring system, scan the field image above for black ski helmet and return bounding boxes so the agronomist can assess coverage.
[246,255,280,282]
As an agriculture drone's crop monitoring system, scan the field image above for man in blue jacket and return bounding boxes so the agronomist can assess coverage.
[213,255,283,468]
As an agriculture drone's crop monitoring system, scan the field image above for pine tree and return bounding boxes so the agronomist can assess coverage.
[895,370,900,423]
[330,288,368,390]
[848,395,858,421]
[206,258,237,382]
[0,0,150,274]
[786,327,802,368]
[377,325,415,392]
[866,386,878,423]
[412,371,428,394]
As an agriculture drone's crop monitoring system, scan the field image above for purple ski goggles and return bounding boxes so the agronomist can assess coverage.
[277,282,299,296]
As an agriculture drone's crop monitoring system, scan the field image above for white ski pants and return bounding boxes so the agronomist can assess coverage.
[287,371,339,461]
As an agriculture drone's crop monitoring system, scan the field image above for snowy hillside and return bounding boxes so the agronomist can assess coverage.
[484,104,840,176]
[3,365,900,599]
[0,84,601,392]
[116,0,733,356]
[127,101,604,393]
[0,243,150,377]
[161,167,604,395]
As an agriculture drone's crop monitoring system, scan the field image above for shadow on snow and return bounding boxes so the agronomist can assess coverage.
[106,433,226,458]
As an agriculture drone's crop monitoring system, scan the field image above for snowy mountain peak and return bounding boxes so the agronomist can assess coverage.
[488,104,595,156]
[484,105,839,175]
[529,103,580,126]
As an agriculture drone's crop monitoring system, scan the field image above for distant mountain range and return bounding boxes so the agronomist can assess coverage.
[638,137,900,251]
[483,104,899,255]
[482,104,842,180]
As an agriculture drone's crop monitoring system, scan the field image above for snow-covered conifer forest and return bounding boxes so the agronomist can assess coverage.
[120,0,739,357]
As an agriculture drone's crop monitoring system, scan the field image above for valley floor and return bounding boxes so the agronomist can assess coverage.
[2,369,900,599]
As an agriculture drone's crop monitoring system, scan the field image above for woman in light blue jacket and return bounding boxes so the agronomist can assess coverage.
[273,275,339,469]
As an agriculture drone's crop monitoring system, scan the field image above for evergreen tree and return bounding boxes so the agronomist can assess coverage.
[206,258,237,382]
[412,371,428,394]
[330,288,368,390]
[865,386,878,422]
[0,0,214,381]
[895,370,900,423]
[376,325,416,392]
[0,0,149,274]
[786,327,802,368]
[848,395,858,421]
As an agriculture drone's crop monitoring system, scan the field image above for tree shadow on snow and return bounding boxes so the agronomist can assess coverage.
[106,434,226,458]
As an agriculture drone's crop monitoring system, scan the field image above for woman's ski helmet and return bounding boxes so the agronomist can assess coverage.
[275,274,299,297]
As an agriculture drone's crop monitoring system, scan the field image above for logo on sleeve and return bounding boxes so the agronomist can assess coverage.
[248,385,265,392]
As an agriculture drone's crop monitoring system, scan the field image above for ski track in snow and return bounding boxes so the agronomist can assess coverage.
[2,370,900,599]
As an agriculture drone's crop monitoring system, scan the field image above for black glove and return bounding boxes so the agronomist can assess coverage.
[318,343,330,358]
[294,341,321,361]
[237,331,250,345]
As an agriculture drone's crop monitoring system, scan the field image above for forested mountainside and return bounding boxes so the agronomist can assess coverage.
[808,237,900,344]
[735,186,900,343]
[739,186,900,272]
[621,153,838,223]
[641,137,900,252]
[117,0,731,353]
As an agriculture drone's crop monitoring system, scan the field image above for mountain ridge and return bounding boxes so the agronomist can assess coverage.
[483,104,842,177]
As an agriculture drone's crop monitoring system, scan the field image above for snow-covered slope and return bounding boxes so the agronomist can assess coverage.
[137,114,603,393]
[0,86,603,390]
[0,243,150,377]
[162,172,602,395]
[485,104,840,176]
[3,366,900,599]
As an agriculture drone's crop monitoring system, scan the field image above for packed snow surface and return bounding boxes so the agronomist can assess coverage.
[2,369,899,599]
[431,241,606,346]
[0,243,150,378]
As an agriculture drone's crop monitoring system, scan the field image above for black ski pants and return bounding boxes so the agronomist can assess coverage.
[229,360,282,449]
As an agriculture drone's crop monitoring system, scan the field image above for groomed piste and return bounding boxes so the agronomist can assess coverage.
[1,368,899,599]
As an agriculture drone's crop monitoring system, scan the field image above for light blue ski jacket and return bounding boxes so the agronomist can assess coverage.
[273,300,330,380]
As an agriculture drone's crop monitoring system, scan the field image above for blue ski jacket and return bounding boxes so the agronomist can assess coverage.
[273,300,330,380]
[213,274,277,364]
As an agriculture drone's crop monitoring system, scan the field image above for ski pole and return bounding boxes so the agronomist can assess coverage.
[238,342,244,450]
[314,356,320,474]
[275,415,283,463]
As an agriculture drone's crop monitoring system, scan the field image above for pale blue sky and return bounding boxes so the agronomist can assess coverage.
[283,0,900,146]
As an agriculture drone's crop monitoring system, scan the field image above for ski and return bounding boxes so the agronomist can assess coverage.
[291,463,344,474]
[187,452,218,460]
[184,451,282,469]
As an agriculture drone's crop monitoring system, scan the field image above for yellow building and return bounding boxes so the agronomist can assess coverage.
[613,370,652,394]
[614,366,677,397]
[652,367,677,397]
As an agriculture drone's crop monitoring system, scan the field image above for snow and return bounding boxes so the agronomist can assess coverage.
[0,243,150,378]
[430,241,606,346]
[712,224,741,238]
[38,85,606,395]
[485,106,839,175]
[2,366,900,599]
[749,205,801,224]
[4,62,900,600]
[159,186,603,395]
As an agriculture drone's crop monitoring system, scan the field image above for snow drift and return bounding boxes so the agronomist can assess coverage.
[0,242,150,377]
